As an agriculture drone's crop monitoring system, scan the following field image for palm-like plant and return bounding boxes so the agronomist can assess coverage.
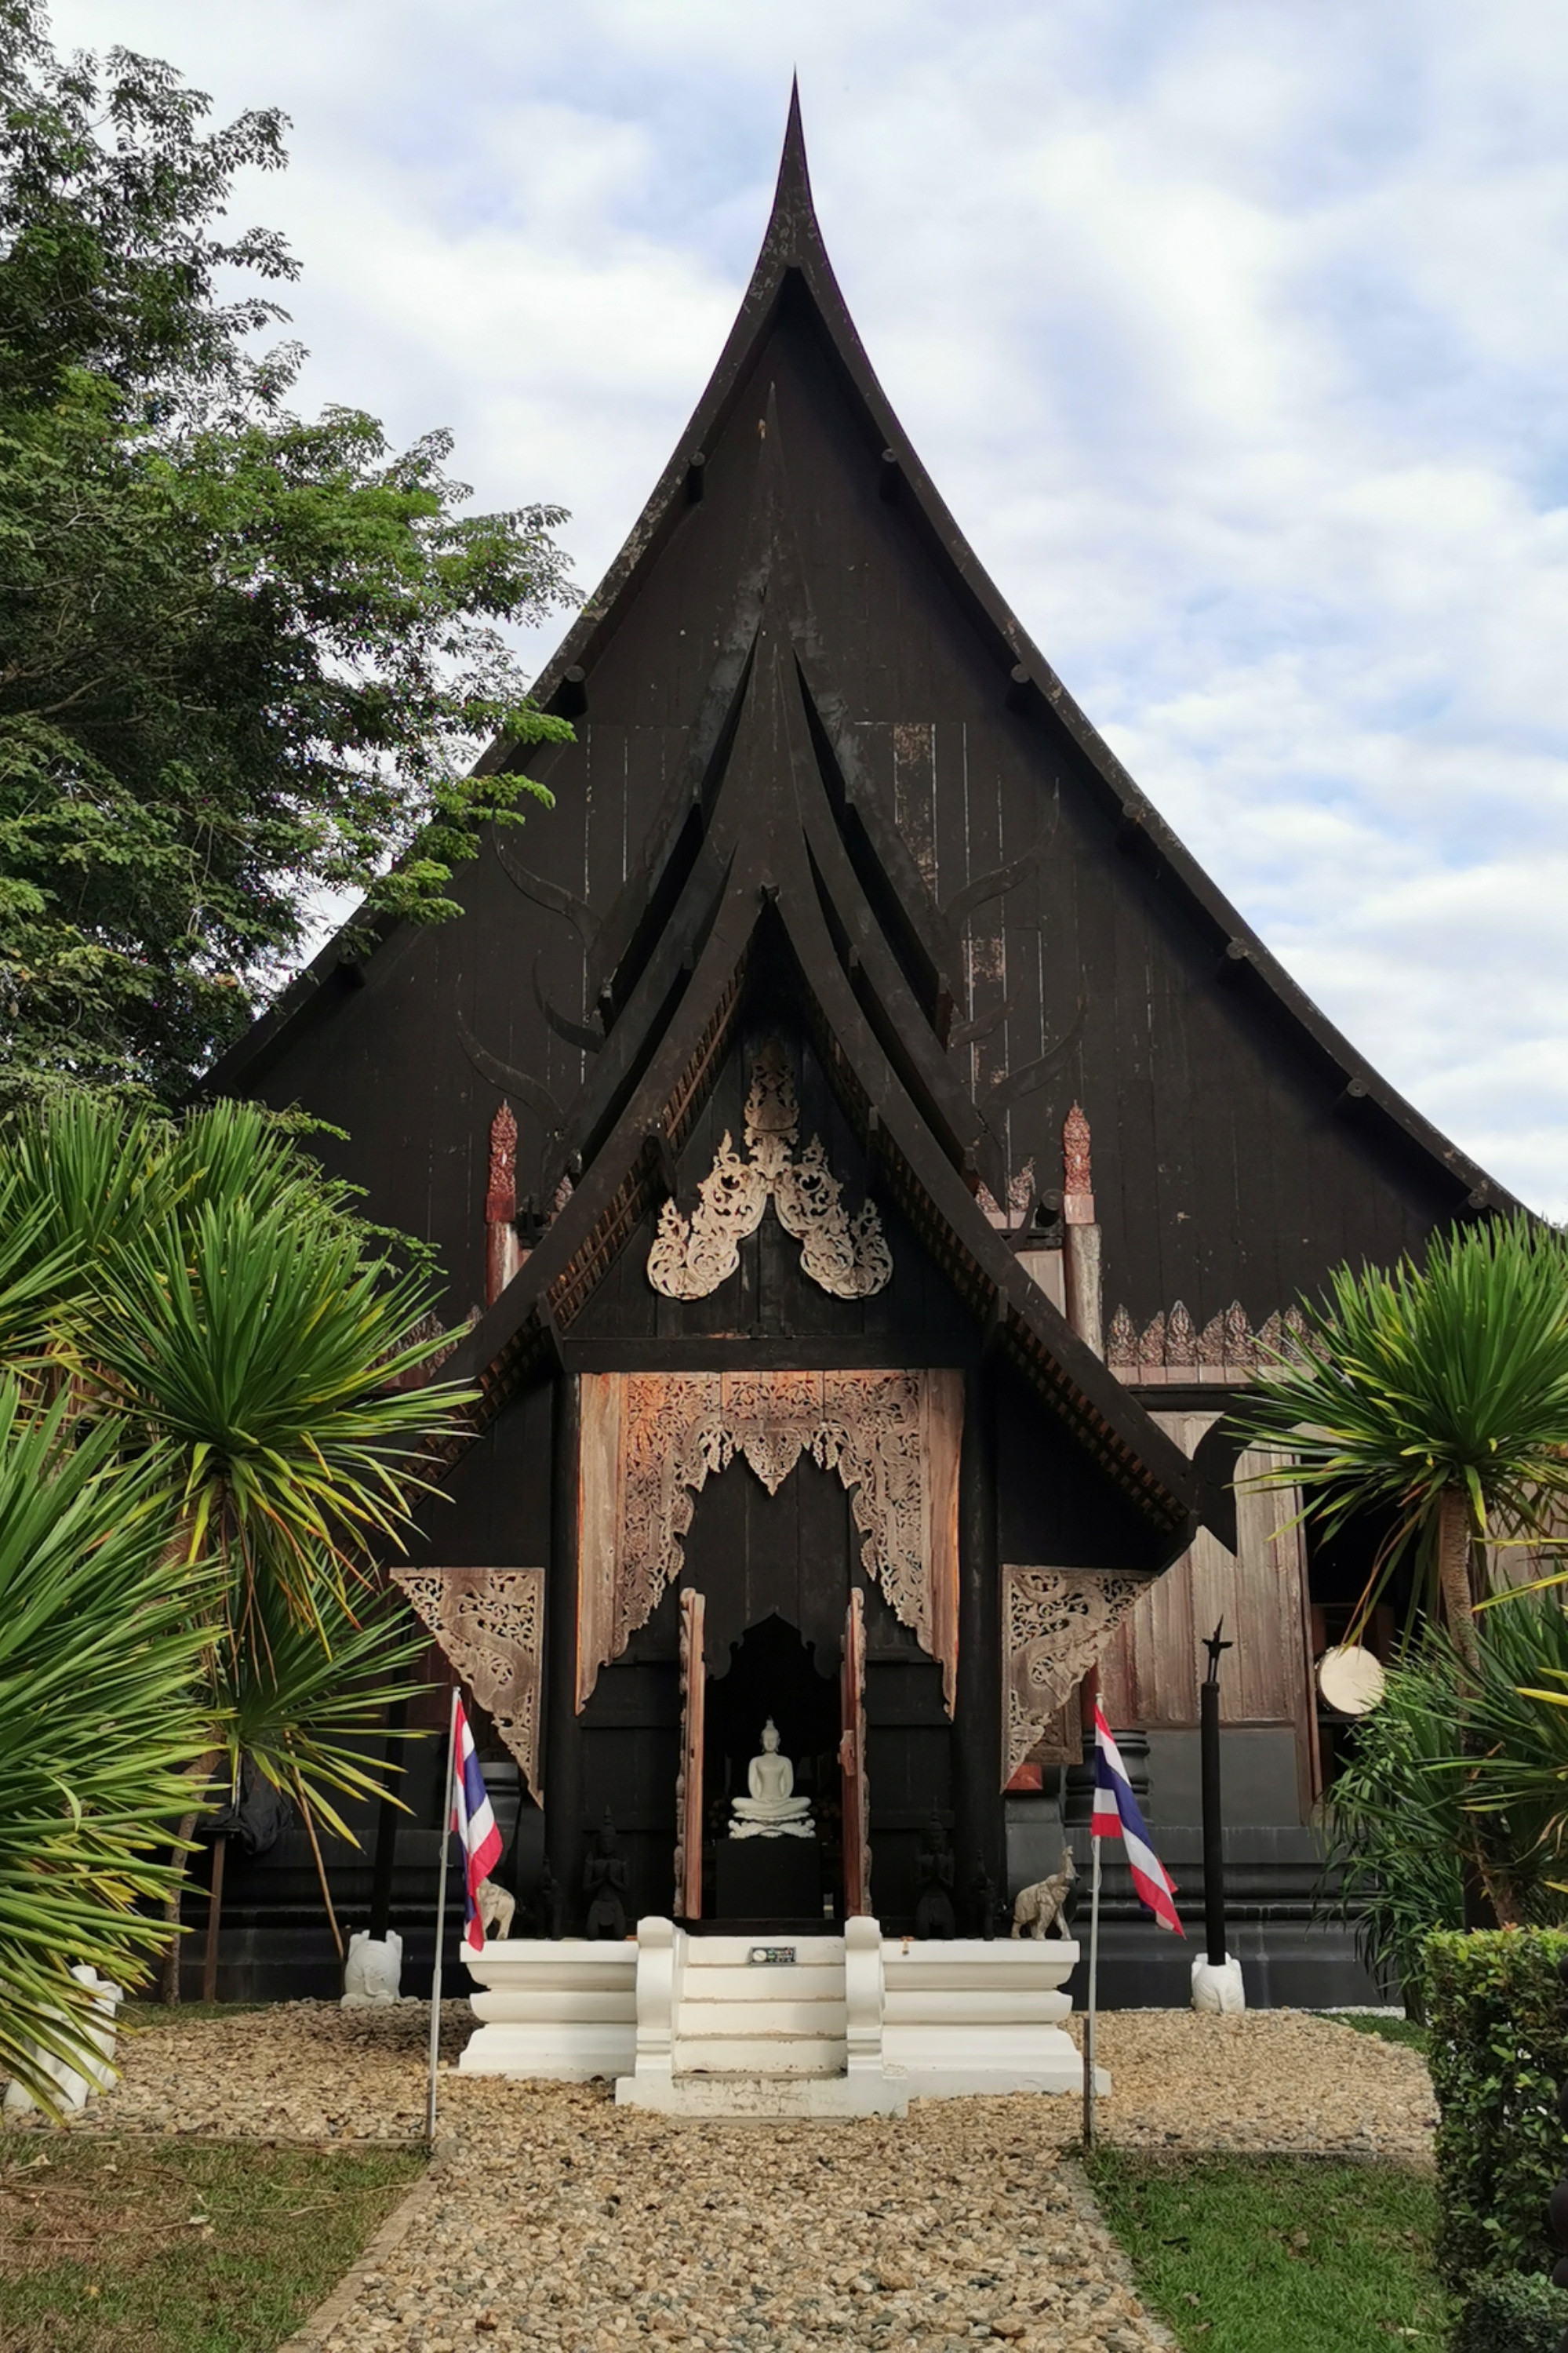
[0,1093,474,2006]
[1235,1217,1568,1663]
[0,1383,213,2107]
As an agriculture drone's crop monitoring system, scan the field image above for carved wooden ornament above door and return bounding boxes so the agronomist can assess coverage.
[577,1367,962,1714]
[646,1042,892,1301]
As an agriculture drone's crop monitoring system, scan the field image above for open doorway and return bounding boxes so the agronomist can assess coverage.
[700,1613,841,1925]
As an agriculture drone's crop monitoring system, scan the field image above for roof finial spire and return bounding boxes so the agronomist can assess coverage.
[766,73,817,256]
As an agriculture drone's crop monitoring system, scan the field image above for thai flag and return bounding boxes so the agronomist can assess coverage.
[451,1699,504,1954]
[1092,1703,1184,1936]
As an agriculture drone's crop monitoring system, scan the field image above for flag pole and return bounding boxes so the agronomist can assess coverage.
[426,1688,459,2144]
[1083,1830,1102,2149]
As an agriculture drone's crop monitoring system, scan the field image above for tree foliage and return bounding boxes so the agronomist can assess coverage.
[0,1,576,1100]
[0,1096,471,2072]
[1234,1216,1568,1651]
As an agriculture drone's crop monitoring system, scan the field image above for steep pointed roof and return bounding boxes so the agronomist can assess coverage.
[212,92,1515,1229]
[439,444,1203,1544]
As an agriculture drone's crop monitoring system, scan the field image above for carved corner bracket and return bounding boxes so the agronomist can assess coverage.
[1000,1565,1147,1789]
[392,1566,545,1799]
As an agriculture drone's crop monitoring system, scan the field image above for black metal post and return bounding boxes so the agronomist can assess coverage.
[367,1697,409,1942]
[1201,1620,1232,1967]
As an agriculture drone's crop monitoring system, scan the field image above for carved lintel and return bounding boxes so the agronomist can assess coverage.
[576,1369,962,1714]
[648,1042,892,1302]
[1001,1566,1146,1788]
[392,1567,544,1798]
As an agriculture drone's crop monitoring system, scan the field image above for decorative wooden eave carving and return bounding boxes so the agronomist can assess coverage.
[647,1042,892,1301]
[1001,1566,1148,1788]
[391,1567,544,1798]
[1107,1301,1312,1386]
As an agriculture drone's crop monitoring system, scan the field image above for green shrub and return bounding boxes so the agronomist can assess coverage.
[1424,1928,1568,2290]
[1452,2269,1568,2353]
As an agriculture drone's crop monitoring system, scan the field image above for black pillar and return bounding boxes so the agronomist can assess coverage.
[544,1371,584,1929]
[1201,1620,1232,1966]
[955,1357,1002,1902]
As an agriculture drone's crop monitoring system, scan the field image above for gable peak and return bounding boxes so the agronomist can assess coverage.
[761,76,822,268]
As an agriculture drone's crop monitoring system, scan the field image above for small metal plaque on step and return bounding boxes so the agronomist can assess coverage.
[747,1945,797,1966]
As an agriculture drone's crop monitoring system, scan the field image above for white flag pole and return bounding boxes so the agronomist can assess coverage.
[1082,1830,1102,2150]
[426,1689,459,2144]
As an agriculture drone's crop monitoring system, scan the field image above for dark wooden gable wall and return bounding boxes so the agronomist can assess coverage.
[215,111,1508,1355]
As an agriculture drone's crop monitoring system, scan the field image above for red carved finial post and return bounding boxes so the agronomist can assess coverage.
[1062,1102,1104,1358]
[485,1103,522,1305]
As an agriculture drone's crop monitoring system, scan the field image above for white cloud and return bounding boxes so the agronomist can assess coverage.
[46,0,1568,1216]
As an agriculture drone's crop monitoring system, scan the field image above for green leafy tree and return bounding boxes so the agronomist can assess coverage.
[0,0,575,1101]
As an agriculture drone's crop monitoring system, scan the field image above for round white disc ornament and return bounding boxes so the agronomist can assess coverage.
[1317,1644,1387,1716]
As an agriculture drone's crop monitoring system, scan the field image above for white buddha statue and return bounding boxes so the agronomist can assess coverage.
[729,1719,815,1840]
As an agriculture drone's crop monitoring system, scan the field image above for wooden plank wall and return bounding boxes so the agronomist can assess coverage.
[1097,1413,1315,1813]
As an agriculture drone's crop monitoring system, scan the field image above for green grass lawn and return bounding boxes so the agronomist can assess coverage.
[1086,2151,1451,2353]
[0,2137,424,2353]
[1322,2010,1429,2055]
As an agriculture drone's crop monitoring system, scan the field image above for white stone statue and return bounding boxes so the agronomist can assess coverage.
[3,1964,122,2116]
[477,1877,515,1941]
[729,1719,815,1840]
[1011,1849,1077,1940]
[341,1929,403,2006]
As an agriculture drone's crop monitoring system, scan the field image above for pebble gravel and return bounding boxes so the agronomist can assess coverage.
[17,2002,1435,2351]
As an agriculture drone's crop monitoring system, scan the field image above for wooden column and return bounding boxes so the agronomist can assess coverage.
[955,1357,1003,1904]
[839,1589,871,1917]
[544,1373,585,1927]
[485,1103,522,1306]
[675,1588,706,1922]
[1061,1104,1103,1358]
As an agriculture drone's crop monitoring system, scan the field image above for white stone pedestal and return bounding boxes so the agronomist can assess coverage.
[460,1918,1102,2116]
[459,1939,637,2078]
[1191,1955,1246,2013]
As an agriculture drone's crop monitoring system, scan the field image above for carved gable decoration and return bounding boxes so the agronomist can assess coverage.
[392,1567,545,1798]
[1001,1565,1148,1788]
[578,1368,962,1715]
[647,1042,892,1301]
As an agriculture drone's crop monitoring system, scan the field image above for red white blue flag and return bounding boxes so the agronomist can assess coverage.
[450,1698,504,1953]
[1091,1703,1184,1936]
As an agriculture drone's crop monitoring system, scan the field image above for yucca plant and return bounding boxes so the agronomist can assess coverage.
[1453,1595,1568,1887]
[1318,1650,1467,2007]
[1235,1217,1568,1664]
[0,1382,213,2109]
[0,1093,474,2002]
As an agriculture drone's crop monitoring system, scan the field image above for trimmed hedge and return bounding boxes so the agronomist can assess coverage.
[1424,1929,1568,2291]
[1452,2269,1568,2353]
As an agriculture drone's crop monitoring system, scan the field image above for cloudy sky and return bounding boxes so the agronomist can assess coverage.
[51,0,1568,1213]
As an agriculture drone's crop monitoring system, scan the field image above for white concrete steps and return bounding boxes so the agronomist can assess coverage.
[674,1935,847,2077]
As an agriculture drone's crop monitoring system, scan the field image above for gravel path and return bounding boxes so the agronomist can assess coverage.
[17,2003,1435,2351]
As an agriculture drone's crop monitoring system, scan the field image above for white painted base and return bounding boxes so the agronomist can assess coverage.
[460,1920,1108,2115]
[1191,1955,1246,2013]
[459,1939,637,2078]
[616,2069,906,2118]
